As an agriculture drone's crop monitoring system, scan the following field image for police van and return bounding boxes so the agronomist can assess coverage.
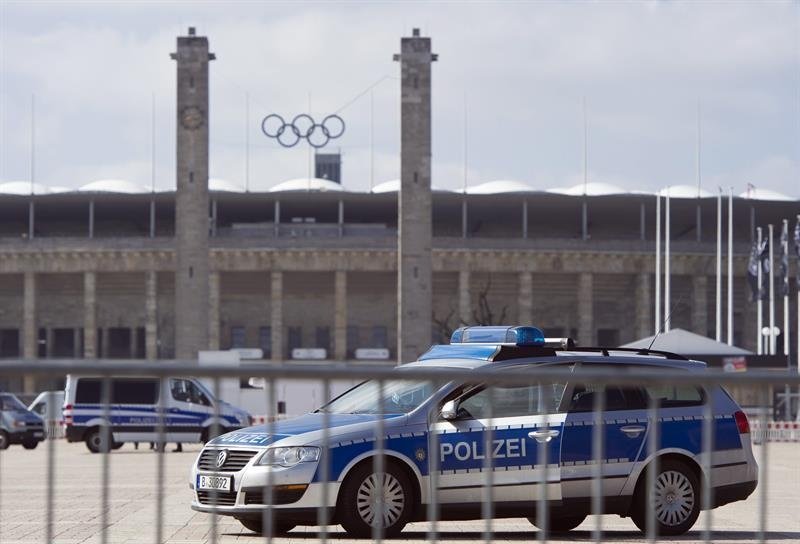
[189,326,758,537]
[64,376,251,452]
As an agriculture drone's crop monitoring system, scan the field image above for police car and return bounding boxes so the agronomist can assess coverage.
[190,326,757,537]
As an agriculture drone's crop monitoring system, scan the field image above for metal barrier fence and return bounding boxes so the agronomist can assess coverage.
[0,359,798,543]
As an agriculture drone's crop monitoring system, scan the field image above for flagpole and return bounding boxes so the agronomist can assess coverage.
[655,193,661,335]
[665,188,671,331]
[716,188,722,342]
[757,227,763,355]
[783,219,789,357]
[769,223,775,355]
[727,187,733,345]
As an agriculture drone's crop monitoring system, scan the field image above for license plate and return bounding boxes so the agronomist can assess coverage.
[33,432,43,437]
[196,474,232,492]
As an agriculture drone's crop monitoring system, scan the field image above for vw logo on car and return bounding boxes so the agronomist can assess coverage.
[215,449,227,468]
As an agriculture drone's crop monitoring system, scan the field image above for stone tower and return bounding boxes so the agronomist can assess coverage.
[394,29,436,363]
[171,27,214,359]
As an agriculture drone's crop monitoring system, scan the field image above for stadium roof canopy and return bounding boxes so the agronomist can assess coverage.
[547,182,627,196]
[78,179,149,193]
[657,185,714,198]
[370,178,450,193]
[465,180,536,194]
[738,187,794,201]
[621,328,752,355]
[0,180,58,195]
[209,178,245,193]
[269,177,346,193]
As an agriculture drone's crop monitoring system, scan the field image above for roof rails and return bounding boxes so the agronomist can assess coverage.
[561,346,689,361]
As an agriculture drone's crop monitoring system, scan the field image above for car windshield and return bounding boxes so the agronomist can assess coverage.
[0,394,28,412]
[318,380,436,415]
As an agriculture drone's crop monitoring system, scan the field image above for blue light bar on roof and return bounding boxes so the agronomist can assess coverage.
[450,326,546,347]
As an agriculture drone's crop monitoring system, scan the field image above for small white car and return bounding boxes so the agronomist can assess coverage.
[190,326,758,537]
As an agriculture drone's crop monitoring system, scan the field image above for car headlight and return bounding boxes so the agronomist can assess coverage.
[257,446,320,467]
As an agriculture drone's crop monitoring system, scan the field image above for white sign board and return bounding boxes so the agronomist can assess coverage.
[355,348,390,360]
[231,348,264,360]
[291,348,327,360]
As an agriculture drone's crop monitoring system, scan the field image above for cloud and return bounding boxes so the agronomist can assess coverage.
[0,1,797,197]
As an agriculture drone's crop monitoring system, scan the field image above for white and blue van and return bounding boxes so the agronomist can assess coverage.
[190,325,757,538]
[64,376,251,452]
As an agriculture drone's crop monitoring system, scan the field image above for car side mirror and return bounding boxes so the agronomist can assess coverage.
[441,400,458,420]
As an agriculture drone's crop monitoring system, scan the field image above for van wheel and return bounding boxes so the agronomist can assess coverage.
[22,440,39,450]
[631,459,701,536]
[0,431,9,450]
[85,428,110,454]
[338,460,414,538]
[528,512,586,533]
[237,517,294,535]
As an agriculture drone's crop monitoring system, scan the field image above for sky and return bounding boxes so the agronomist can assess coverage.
[0,0,798,197]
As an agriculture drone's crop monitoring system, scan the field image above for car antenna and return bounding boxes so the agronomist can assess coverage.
[647,291,688,351]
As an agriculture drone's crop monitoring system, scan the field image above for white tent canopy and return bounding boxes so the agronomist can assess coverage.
[620,328,752,356]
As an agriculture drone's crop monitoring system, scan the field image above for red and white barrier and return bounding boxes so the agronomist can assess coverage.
[750,420,800,443]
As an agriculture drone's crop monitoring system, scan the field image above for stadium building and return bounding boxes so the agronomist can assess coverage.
[0,28,797,391]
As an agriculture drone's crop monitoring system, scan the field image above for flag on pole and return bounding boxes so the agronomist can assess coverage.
[795,216,800,288]
[747,239,761,302]
[779,221,789,297]
[759,236,770,301]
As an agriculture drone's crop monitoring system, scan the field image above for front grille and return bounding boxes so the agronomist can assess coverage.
[197,449,258,472]
[197,490,237,506]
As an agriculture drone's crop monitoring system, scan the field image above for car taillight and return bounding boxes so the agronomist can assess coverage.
[63,404,73,425]
[734,410,750,434]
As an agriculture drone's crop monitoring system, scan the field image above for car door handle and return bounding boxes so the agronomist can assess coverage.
[528,429,560,443]
[620,425,646,437]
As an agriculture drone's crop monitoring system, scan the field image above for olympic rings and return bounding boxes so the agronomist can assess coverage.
[261,113,346,149]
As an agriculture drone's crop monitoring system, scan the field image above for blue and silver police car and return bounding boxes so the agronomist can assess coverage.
[190,326,757,537]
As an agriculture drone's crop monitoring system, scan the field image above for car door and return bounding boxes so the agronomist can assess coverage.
[429,374,569,508]
[166,378,211,442]
[560,364,649,500]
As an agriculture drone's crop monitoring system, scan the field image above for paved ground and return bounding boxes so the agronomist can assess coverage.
[0,441,797,543]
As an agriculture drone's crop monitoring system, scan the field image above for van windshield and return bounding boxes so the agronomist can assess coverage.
[0,394,28,412]
[317,380,435,415]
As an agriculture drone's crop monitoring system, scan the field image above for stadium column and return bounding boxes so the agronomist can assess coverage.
[208,271,220,351]
[271,271,283,362]
[145,271,158,359]
[83,271,96,358]
[334,271,347,360]
[577,272,594,346]
[171,27,213,360]
[22,272,36,392]
[691,275,708,336]
[394,28,436,363]
[519,272,533,325]
[635,272,651,339]
[458,270,470,326]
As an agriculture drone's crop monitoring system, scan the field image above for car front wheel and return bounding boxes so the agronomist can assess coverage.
[339,460,414,538]
[631,458,701,536]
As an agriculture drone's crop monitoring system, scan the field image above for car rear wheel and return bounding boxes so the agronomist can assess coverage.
[84,428,111,453]
[339,460,414,538]
[631,459,701,536]
[0,431,9,450]
[237,517,295,535]
[22,440,38,450]
[528,511,586,533]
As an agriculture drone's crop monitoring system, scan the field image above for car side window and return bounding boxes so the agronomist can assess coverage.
[172,379,212,406]
[456,382,567,420]
[567,383,647,412]
[643,384,704,408]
